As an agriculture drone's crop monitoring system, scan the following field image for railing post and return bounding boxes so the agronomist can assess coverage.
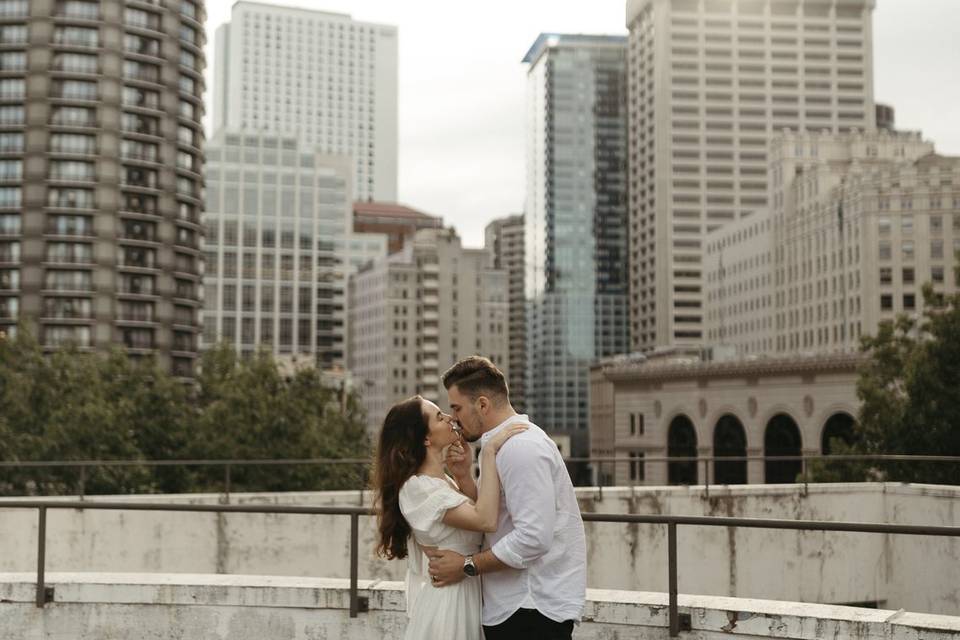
[349,512,359,618]
[224,464,231,504]
[78,465,86,499]
[703,459,709,498]
[668,521,678,637]
[36,506,47,608]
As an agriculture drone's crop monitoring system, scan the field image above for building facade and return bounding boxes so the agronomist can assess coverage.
[523,34,630,463]
[213,1,397,202]
[0,0,206,375]
[626,0,877,352]
[703,129,960,356]
[201,130,351,369]
[484,214,525,411]
[349,227,508,434]
[352,201,442,255]
[590,351,861,486]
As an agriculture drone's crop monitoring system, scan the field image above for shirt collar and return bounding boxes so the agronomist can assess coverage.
[480,414,529,446]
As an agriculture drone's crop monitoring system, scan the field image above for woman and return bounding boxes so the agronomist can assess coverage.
[373,395,525,640]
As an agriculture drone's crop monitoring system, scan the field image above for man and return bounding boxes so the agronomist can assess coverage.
[425,356,587,640]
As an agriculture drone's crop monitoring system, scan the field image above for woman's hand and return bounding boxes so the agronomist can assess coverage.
[485,424,528,455]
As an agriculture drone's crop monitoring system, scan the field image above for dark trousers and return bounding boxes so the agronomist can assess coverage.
[483,608,575,640]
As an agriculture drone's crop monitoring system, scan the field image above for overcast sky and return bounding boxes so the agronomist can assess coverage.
[204,0,960,248]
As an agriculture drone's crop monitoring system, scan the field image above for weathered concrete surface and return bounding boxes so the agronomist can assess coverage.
[0,483,957,616]
[1,573,958,640]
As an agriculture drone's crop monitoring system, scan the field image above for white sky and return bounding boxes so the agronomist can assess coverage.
[203,0,960,248]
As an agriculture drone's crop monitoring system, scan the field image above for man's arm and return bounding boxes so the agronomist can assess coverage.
[427,438,557,585]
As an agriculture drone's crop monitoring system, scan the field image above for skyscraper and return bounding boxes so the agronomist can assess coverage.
[0,0,206,376]
[626,0,876,352]
[201,130,351,368]
[212,1,398,202]
[523,34,630,464]
[485,214,526,412]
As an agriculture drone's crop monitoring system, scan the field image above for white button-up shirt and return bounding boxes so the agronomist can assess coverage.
[479,414,587,626]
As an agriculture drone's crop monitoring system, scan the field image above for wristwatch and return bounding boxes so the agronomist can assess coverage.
[463,555,479,577]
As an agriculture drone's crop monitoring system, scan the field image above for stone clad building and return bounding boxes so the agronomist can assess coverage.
[590,350,861,486]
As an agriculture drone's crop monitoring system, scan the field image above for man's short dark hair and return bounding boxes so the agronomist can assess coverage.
[442,356,509,403]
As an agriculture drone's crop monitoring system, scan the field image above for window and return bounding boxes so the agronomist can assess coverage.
[902,267,914,285]
[43,325,91,347]
[44,269,91,291]
[0,212,19,234]
[51,106,95,127]
[932,266,945,284]
[124,7,160,30]
[902,241,914,260]
[49,160,96,182]
[903,294,916,311]
[45,241,93,264]
[0,78,24,99]
[53,26,98,47]
[0,186,20,207]
[901,215,913,233]
[122,86,159,109]
[877,216,891,235]
[43,297,92,319]
[57,1,99,20]
[124,33,160,56]
[931,239,944,260]
[0,132,22,152]
[629,452,645,482]
[930,215,943,234]
[0,52,26,72]
[0,159,20,180]
[879,267,892,285]
[52,53,98,73]
[0,25,27,45]
[880,294,893,311]
[47,214,92,236]
[50,133,96,154]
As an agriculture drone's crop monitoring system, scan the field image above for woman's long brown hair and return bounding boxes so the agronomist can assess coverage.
[373,396,428,560]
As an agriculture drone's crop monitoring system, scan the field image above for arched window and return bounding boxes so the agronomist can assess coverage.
[821,412,856,454]
[668,415,698,485]
[765,413,802,483]
[714,414,747,484]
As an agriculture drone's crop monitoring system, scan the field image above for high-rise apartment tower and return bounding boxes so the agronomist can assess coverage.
[0,0,206,376]
[626,0,876,351]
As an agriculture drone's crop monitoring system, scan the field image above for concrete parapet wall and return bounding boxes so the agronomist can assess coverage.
[0,483,957,616]
[0,573,958,640]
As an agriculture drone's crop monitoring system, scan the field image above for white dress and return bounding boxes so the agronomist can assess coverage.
[399,474,484,640]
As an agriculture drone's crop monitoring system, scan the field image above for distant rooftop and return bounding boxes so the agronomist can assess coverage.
[352,201,440,222]
[522,33,628,65]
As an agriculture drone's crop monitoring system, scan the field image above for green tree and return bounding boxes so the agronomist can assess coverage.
[189,344,370,492]
[812,255,960,484]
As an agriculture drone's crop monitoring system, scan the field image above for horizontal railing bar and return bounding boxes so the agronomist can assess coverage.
[1,500,957,537]
[1,454,959,470]
[580,513,960,537]
[0,500,372,516]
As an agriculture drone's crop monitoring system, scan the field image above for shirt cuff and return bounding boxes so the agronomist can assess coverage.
[490,538,526,570]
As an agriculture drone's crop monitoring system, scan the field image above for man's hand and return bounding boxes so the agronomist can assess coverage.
[423,546,466,587]
[444,440,472,481]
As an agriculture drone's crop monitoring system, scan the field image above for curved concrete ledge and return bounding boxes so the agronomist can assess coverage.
[1,573,958,639]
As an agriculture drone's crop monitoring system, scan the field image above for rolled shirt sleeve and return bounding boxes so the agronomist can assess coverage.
[489,439,557,569]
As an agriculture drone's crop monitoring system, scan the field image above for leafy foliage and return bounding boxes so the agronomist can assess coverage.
[0,333,369,496]
[811,256,960,485]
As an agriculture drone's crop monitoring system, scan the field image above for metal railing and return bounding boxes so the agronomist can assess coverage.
[0,499,958,637]
[1,453,958,500]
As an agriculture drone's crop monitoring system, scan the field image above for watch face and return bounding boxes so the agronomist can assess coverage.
[463,559,478,577]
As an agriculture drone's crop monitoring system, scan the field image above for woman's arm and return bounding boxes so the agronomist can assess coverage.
[440,424,526,533]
